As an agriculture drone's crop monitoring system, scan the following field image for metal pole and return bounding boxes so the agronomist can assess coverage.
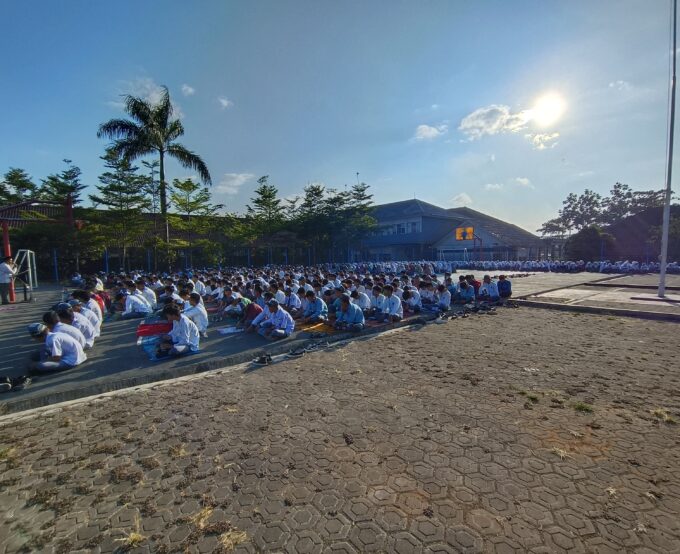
[660,0,677,297]
[52,248,59,283]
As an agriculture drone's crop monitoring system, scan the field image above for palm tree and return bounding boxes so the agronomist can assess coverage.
[97,86,211,242]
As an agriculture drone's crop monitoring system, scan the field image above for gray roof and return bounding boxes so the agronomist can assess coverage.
[368,199,541,248]
[446,207,542,247]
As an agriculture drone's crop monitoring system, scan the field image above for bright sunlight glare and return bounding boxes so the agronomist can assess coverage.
[530,93,566,127]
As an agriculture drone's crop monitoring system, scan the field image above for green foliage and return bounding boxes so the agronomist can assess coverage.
[97,86,211,221]
[1,168,37,204]
[648,215,680,261]
[39,159,87,205]
[540,183,666,236]
[564,225,618,261]
[89,149,151,270]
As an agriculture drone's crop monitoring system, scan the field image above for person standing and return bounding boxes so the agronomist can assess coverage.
[0,256,17,305]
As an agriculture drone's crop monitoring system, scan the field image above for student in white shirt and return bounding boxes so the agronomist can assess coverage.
[184,293,209,337]
[136,280,157,310]
[69,299,101,337]
[27,322,87,372]
[282,288,302,316]
[368,286,386,318]
[116,292,152,319]
[42,310,87,348]
[376,285,403,323]
[436,284,452,311]
[158,304,200,357]
[478,275,500,302]
[350,289,371,312]
[56,304,96,349]
[258,300,295,340]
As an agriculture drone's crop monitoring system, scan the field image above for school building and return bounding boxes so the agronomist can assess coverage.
[363,199,545,261]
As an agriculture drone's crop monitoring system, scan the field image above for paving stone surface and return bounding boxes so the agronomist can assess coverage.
[0,308,679,553]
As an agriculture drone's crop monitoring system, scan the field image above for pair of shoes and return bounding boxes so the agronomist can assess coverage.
[286,347,305,358]
[0,375,32,393]
[252,354,272,366]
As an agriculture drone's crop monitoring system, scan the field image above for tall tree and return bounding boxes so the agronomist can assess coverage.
[89,150,150,270]
[169,178,223,267]
[97,86,212,242]
[246,176,284,262]
[39,159,87,205]
[1,168,37,204]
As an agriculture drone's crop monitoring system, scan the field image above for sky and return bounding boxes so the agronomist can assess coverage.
[0,0,676,232]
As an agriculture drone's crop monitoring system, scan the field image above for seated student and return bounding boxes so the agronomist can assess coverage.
[257,299,295,340]
[302,290,328,323]
[328,287,345,319]
[159,285,183,306]
[467,275,482,297]
[497,275,512,300]
[223,295,246,319]
[478,275,500,302]
[453,280,475,305]
[42,310,87,349]
[334,294,365,332]
[157,304,200,357]
[27,322,87,373]
[116,291,152,319]
[282,288,302,317]
[350,289,371,313]
[401,288,422,314]
[136,279,158,309]
[72,290,103,324]
[238,298,263,329]
[270,283,286,305]
[368,285,386,318]
[296,287,309,318]
[375,285,403,323]
[435,284,452,311]
[56,304,96,349]
[184,293,209,338]
[323,289,336,317]
[69,299,101,338]
[246,295,273,332]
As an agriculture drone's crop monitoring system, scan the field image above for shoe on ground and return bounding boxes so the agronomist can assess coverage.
[253,355,272,365]
[0,376,11,393]
[10,375,32,391]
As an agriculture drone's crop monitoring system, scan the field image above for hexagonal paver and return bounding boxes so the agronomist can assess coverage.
[388,531,425,554]
[411,516,446,544]
[320,513,352,541]
[349,521,387,552]
[342,497,374,522]
[445,524,484,553]
[375,506,410,533]
[254,521,291,551]
[286,530,323,554]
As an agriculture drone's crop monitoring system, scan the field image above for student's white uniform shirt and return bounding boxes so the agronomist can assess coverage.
[53,322,87,348]
[193,280,207,295]
[169,314,200,351]
[124,294,152,315]
[383,295,403,317]
[479,281,499,298]
[86,299,103,322]
[352,292,371,310]
[284,294,302,310]
[71,312,96,347]
[140,287,157,308]
[46,332,87,366]
[437,290,451,309]
[274,290,286,304]
[370,293,386,310]
[80,307,101,337]
[183,303,208,332]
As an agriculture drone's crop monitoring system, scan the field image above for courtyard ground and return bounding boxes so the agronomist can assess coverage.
[0,308,678,553]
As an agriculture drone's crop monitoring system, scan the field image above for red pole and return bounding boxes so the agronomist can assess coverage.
[2,221,15,302]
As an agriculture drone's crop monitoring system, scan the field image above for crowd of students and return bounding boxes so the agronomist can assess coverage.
[15,264,514,377]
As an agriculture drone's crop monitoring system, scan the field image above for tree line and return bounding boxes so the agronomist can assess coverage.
[1,88,377,274]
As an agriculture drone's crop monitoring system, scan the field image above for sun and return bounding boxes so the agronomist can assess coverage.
[531,93,566,127]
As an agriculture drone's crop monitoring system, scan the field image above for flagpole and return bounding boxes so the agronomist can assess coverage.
[659,0,677,298]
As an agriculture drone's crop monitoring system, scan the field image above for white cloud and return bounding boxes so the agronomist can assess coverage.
[413,123,448,141]
[216,173,254,195]
[609,80,631,91]
[525,132,560,150]
[108,77,184,118]
[576,170,595,178]
[431,104,440,110]
[451,192,473,207]
[514,177,534,189]
[458,104,531,140]
[484,183,503,191]
[181,84,195,96]
[218,96,234,110]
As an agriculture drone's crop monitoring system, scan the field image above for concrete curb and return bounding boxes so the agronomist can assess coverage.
[583,282,680,291]
[517,299,680,323]
[515,274,623,300]
[0,314,436,415]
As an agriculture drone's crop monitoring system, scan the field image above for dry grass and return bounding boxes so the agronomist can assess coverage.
[651,408,677,425]
[573,401,593,413]
[168,444,188,458]
[218,529,248,551]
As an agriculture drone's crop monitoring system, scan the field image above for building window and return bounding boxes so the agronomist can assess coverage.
[397,223,406,234]
[408,222,419,233]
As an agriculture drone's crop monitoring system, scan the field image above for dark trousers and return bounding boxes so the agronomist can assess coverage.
[0,283,10,305]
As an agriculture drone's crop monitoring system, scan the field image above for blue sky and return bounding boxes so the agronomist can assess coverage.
[0,0,675,231]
